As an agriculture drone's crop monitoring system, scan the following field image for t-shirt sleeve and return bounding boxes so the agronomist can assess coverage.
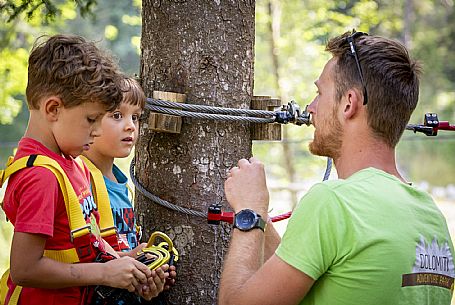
[276,183,348,280]
[12,167,60,237]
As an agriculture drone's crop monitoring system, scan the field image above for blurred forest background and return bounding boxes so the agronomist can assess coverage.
[1,0,455,293]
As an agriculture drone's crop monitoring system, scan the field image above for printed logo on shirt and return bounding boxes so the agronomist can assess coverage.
[118,233,131,248]
[113,207,138,251]
[81,195,98,220]
[402,235,455,290]
[113,207,135,233]
[123,208,135,229]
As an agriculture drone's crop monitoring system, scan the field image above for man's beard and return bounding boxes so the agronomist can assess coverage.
[309,108,343,159]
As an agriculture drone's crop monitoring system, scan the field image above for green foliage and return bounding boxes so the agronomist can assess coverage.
[0,1,64,127]
[254,0,455,187]
[0,0,97,23]
[56,0,142,75]
[1,0,59,23]
[0,0,141,128]
[0,209,13,275]
[0,47,26,124]
[0,0,142,168]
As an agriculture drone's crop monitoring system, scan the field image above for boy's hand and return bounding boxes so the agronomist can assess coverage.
[103,256,151,292]
[124,242,147,258]
[139,264,169,300]
[164,265,177,290]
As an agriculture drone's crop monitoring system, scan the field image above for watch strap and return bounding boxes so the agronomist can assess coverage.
[256,215,266,232]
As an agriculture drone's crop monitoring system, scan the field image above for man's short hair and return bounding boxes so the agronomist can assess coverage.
[26,34,123,111]
[326,31,422,147]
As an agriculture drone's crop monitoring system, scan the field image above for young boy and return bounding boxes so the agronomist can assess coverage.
[1,35,168,305]
[81,77,176,303]
[83,77,145,255]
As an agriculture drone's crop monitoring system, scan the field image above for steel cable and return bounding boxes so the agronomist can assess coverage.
[146,104,276,123]
[130,159,207,218]
[147,98,276,117]
[133,98,321,221]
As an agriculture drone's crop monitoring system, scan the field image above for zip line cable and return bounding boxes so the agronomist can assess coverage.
[129,98,455,222]
[130,159,207,219]
[146,98,312,125]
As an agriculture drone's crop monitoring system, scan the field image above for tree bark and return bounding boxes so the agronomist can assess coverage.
[136,1,255,304]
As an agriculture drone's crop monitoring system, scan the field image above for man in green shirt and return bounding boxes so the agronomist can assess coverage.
[219,30,454,305]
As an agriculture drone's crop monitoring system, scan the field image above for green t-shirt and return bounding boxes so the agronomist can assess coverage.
[276,168,454,305]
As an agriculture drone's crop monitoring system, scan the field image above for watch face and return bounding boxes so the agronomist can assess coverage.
[235,209,257,230]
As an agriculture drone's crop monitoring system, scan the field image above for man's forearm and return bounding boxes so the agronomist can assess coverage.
[264,222,281,261]
[219,229,265,305]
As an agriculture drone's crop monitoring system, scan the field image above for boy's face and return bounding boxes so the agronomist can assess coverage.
[90,102,142,158]
[52,102,106,157]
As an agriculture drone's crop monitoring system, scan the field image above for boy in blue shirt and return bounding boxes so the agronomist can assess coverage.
[82,77,176,303]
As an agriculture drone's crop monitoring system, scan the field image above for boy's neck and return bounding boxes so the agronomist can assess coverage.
[83,152,116,182]
[25,111,62,156]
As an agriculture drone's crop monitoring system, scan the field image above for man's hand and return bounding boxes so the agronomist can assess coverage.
[225,157,269,215]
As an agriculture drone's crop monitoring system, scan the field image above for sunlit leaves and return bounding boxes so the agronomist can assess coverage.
[122,14,141,26]
[131,36,141,55]
[1,0,96,23]
[1,0,58,23]
[0,47,27,124]
[104,24,118,40]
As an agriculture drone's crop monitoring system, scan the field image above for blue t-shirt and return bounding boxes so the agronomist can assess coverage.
[104,164,139,251]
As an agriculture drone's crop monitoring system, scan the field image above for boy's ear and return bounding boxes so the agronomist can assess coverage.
[43,96,64,121]
[342,88,363,120]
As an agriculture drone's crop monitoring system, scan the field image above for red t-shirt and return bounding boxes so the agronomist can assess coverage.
[2,138,106,305]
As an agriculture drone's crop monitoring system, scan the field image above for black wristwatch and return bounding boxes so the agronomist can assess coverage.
[233,209,266,232]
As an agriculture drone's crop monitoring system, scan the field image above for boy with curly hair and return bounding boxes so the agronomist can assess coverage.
[1,34,168,305]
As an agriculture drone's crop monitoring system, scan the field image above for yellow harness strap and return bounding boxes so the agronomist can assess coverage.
[78,156,117,239]
[1,269,9,305]
[1,155,88,238]
[0,270,22,305]
[0,155,92,305]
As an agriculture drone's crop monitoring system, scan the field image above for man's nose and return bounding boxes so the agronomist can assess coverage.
[307,97,318,114]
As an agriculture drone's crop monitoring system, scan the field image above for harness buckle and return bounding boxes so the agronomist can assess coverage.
[70,225,91,242]
[70,225,97,262]
[101,227,120,251]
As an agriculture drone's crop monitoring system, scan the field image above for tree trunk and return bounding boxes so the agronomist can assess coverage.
[136,1,255,304]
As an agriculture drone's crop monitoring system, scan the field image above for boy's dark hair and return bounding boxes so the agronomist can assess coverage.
[326,31,422,148]
[120,77,146,109]
[26,34,123,111]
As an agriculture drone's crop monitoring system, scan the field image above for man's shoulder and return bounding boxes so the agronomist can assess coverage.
[297,182,344,212]
[299,169,390,208]
[315,167,401,191]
